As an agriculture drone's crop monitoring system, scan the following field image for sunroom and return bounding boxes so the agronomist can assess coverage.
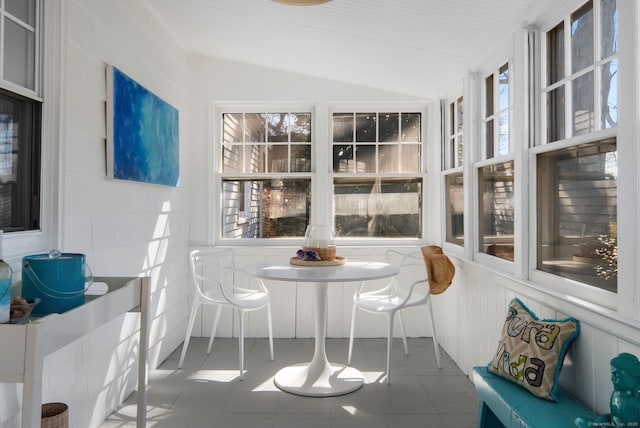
[0,0,638,427]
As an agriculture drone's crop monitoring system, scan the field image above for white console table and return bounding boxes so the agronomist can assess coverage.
[0,276,150,428]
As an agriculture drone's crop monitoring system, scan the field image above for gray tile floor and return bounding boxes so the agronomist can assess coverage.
[100,338,478,428]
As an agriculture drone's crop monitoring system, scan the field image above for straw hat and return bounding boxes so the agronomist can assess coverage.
[421,245,455,295]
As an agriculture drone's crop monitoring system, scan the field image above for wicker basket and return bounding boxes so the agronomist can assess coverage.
[304,246,336,261]
[41,402,68,428]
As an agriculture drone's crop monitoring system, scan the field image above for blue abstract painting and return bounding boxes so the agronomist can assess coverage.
[106,65,179,186]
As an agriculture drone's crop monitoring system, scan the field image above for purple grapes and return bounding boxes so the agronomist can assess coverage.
[296,249,321,261]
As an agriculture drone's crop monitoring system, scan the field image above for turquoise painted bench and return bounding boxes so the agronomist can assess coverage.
[472,366,598,428]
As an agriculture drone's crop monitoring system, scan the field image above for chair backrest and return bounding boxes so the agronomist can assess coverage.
[385,249,429,293]
[189,248,236,303]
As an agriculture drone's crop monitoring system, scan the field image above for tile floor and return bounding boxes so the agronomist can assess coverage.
[100,337,478,428]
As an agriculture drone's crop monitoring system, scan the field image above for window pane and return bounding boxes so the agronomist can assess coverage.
[572,71,594,136]
[547,86,565,142]
[400,113,420,142]
[355,144,376,173]
[571,2,594,73]
[245,144,266,173]
[547,23,565,85]
[290,112,311,142]
[269,144,288,172]
[485,75,494,116]
[401,144,420,173]
[245,113,266,142]
[379,113,399,142]
[485,119,494,159]
[0,89,40,231]
[333,113,353,142]
[449,102,455,135]
[223,113,243,143]
[601,59,618,129]
[456,97,464,132]
[498,112,509,156]
[222,178,310,239]
[478,161,515,261]
[536,139,617,292]
[379,144,399,173]
[445,172,464,246]
[267,113,288,142]
[4,18,35,90]
[499,64,509,112]
[457,135,464,166]
[333,145,354,173]
[222,143,242,173]
[6,0,36,26]
[600,0,617,58]
[290,144,311,172]
[334,178,421,238]
[356,113,376,142]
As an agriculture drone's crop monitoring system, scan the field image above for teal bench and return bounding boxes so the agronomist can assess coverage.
[472,366,598,428]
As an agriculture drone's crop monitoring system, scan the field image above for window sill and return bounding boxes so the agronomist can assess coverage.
[451,256,640,347]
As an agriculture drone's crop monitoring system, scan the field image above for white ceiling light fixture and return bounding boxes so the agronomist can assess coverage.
[272,0,333,5]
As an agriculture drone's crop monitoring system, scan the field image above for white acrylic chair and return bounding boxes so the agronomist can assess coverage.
[179,248,274,380]
[347,247,454,384]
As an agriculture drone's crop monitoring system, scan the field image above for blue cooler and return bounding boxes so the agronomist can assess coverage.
[21,252,92,316]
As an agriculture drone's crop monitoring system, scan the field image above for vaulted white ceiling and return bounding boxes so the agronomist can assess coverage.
[145,0,554,98]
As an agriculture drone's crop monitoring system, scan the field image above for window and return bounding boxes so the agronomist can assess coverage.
[478,161,514,261]
[543,0,617,143]
[483,64,511,159]
[219,111,312,239]
[445,97,464,169]
[444,173,463,245]
[537,0,618,293]
[331,111,423,238]
[0,89,40,231]
[536,139,617,292]
[477,62,514,261]
[443,96,464,247]
[0,0,41,233]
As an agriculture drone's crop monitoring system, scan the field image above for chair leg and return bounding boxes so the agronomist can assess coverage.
[347,304,357,365]
[398,310,409,355]
[238,309,245,380]
[179,299,200,369]
[386,313,394,384]
[207,305,223,354]
[427,295,442,368]
[267,303,274,361]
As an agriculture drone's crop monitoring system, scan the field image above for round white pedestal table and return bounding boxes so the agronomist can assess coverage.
[243,259,399,397]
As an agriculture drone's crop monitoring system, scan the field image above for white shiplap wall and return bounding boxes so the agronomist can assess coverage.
[0,1,191,427]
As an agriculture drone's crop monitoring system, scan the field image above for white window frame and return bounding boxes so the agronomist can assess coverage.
[328,104,428,247]
[2,0,57,266]
[528,0,636,315]
[210,103,316,246]
[474,58,516,270]
[441,93,465,254]
[210,103,429,247]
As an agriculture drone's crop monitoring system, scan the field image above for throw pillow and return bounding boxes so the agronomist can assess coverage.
[488,298,580,401]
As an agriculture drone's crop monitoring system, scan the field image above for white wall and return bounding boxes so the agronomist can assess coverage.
[1,1,191,427]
